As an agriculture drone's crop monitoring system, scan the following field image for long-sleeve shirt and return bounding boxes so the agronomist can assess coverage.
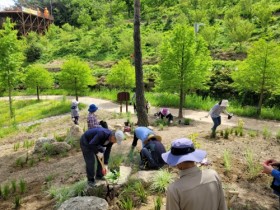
[87,113,101,129]
[71,105,79,117]
[82,127,113,164]
[166,166,227,210]
[132,127,154,148]
[209,104,229,118]
[272,169,280,196]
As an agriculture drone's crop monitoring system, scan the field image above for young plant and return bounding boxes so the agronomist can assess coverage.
[15,157,25,168]
[183,118,191,125]
[13,142,20,151]
[150,169,173,193]
[220,130,224,137]
[119,197,133,210]
[11,180,17,193]
[188,133,200,148]
[2,184,10,200]
[28,158,35,167]
[154,196,163,210]
[134,181,147,203]
[245,149,262,179]
[14,195,21,209]
[237,119,244,134]
[248,130,257,138]
[224,129,230,139]
[42,142,55,155]
[19,179,26,194]
[262,127,272,139]
[223,150,231,174]
[105,170,120,185]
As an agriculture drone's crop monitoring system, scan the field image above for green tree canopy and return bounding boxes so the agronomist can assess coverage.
[107,58,135,90]
[232,39,280,116]
[158,24,212,118]
[59,58,96,101]
[0,18,25,118]
[25,64,54,100]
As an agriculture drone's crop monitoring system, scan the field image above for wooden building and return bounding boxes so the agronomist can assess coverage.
[0,6,54,36]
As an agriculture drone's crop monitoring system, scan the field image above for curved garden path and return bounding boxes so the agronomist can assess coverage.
[1,95,280,134]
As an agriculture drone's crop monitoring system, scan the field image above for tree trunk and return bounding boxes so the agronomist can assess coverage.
[257,90,264,117]
[36,85,40,100]
[134,0,148,126]
[75,77,78,101]
[8,78,13,119]
[178,88,184,118]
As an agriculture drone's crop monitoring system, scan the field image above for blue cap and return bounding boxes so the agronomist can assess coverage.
[88,104,98,113]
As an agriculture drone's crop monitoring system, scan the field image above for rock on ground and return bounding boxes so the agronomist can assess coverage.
[58,196,108,210]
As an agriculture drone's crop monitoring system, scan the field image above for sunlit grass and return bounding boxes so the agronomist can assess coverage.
[0,99,86,127]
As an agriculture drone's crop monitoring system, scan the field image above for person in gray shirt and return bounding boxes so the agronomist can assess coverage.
[206,99,232,134]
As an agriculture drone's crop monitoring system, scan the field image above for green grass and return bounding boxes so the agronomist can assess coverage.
[48,179,87,206]
[150,169,173,193]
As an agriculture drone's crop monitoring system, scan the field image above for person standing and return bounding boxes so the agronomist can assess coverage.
[71,100,79,125]
[207,99,232,134]
[162,138,227,210]
[80,127,125,186]
[262,159,280,209]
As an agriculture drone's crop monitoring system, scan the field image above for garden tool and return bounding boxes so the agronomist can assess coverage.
[96,155,107,175]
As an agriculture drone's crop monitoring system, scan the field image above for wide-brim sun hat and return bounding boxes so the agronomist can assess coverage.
[115,130,125,145]
[220,99,229,107]
[144,134,162,144]
[161,138,206,167]
[88,104,98,112]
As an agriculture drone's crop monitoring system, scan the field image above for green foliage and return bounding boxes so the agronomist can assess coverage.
[59,57,96,99]
[276,130,280,140]
[25,64,54,100]
[223,150,231,174]
[105,170,120,184]
[158,24,211,117]
[150,169,173,193]
[119,197,133,210]
[188,133,200,148]
[48,179,87,206]
[232,39,280,115]
[107,59,135,90]
[154,196,163,210]
[224,129,230,139]
[14,142,20,151]
[42,142,55,156]
[2,184,10,200]
[14,195,21,209]
[262,127,272,140]
[0,18,26,118]
[245,149,262,179]
[11,180,17,193]
[19,179,26,194]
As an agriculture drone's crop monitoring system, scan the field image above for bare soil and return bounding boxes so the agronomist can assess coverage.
[0,108,279,210]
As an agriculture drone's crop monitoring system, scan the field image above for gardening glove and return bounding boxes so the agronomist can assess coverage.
[96,152,104,159]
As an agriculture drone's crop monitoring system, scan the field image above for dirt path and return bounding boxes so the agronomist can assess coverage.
[1,95,279,133]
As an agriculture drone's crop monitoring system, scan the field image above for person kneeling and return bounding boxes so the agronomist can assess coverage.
[139,138,166,170]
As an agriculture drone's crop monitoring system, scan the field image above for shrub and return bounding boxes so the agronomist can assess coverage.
[150,169,173,193]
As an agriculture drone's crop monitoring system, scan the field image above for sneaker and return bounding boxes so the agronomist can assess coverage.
[87,181,96,187]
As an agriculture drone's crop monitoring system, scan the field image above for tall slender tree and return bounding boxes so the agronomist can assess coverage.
[0,18,25,119]
[134,0,148,126]
[232,39,280,116]
[158,25,211,118]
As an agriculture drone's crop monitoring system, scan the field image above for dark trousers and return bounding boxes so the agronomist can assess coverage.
[158,112,173,122]
[73,116,79,125]
[211,116,221,132]
[80,136,103,182]
[140,148,158,169]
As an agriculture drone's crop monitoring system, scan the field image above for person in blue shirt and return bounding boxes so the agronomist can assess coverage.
[263,159,280,208]
[130,126,163,169]
[80,127,125,187]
